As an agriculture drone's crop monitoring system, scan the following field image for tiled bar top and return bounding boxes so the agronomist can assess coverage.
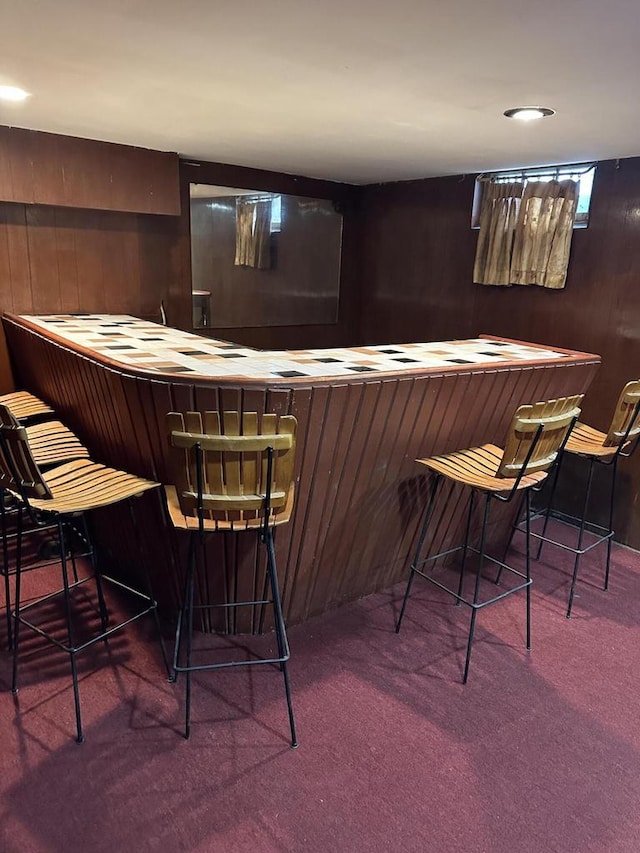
[22,314,586,381]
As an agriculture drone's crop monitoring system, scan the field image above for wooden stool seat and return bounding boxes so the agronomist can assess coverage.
[26,420,90,467]
[421,444,547,492]
[564,422,625,458]
[26,458,158,515]
[0,391,54,421]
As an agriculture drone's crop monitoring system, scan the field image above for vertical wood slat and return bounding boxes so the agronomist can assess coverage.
[2,314,600,629]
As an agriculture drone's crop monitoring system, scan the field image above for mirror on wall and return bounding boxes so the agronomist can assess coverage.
[189,184,343,329]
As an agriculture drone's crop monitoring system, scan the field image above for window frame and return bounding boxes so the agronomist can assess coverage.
[471,163,595,230]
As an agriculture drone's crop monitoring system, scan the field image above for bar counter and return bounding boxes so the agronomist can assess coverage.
[2,313,600,630]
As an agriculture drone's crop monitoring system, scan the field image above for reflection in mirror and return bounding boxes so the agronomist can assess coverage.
[189,184,343,329]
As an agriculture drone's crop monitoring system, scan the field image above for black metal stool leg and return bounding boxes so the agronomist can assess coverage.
[183,536,197,740]
[266,527,298,749]
[567,459,595,619]
[495,491,527,586]
[463,492,490,684]
[264,532,285,673]
[11,506,24,694]
[258,561,270,636]
[1,491,12,649]
[604,457,618,591]
[536,450,566,561]
[80,516,108,634]
[456,490,475,605]
[57,518,84,744]
[524,488,532,650]
[396,475,442,633]
[172,534,195,685]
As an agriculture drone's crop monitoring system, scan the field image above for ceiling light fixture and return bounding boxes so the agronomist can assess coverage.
[0,85,30,102]
[504,106,555,121]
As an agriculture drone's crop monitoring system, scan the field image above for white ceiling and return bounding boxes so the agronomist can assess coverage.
[1,0,640,184]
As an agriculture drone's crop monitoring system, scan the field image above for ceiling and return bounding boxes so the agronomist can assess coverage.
[1,0,640,184]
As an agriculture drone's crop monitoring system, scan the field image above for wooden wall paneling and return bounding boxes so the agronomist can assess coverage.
[352,375,418,593]
[380,372,476,591]
[0,126,181,215]
[316,381,381,616]
[299,381,368,617]
[326,378,402,611]
[43,340,76,422]
[121,374,165,479]
[384,374,440,579]
[68,209,108,314]
[298,383,356,613]
[284,385,331,623]
[1,128,33,203]
[54,208,81,311]
[279,386,313,619]
[24,206,63,314]
[0,204,25,315]
[138,215,180,320]
[124,373,185,607]
[299,382,365,613]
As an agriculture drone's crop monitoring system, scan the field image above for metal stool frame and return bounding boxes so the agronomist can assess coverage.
[396,396,582,682]
[166,411,298,746]
[0,409,171,744]
[514,388,640,618]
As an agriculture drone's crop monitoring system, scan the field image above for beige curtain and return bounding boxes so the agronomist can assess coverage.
[234,198,272,269]
[474,178,578,289]
[234,199,254,266]
[510,180,578,288]
[473,181,523,285]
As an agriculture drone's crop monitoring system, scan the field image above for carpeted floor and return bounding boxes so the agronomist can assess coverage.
[1,521,639,853]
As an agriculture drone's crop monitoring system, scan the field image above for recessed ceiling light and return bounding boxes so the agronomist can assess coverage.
[504,106,555,121]
[0,85,30,102]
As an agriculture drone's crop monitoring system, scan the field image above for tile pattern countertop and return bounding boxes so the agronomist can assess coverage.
[22,314,572,380]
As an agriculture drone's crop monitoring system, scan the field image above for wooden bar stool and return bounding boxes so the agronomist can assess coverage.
[1,412,90,647]
[396,395,582,682]
[164,410,298,746]
[0,403,170,744]
[526,380,640,617]
[0,391,54,422]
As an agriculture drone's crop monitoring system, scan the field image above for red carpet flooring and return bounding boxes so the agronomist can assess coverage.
[1,522,639,853]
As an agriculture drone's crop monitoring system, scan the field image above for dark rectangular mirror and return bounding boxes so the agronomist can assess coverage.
[189,184,342,329]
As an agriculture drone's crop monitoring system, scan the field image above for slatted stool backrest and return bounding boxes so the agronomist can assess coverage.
[603,380,640,448]
[167,411,297,531]
[0,403,52,500]
[498,395,583,479]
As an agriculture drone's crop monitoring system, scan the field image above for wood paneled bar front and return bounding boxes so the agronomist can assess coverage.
[2,313,600,630]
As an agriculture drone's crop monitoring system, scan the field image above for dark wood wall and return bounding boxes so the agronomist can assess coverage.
[359,157,640,547]
[0,126,180,214]
[0,203,182,391]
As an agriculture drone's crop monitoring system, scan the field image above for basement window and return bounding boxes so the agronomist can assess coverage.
[471,164,595,228]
